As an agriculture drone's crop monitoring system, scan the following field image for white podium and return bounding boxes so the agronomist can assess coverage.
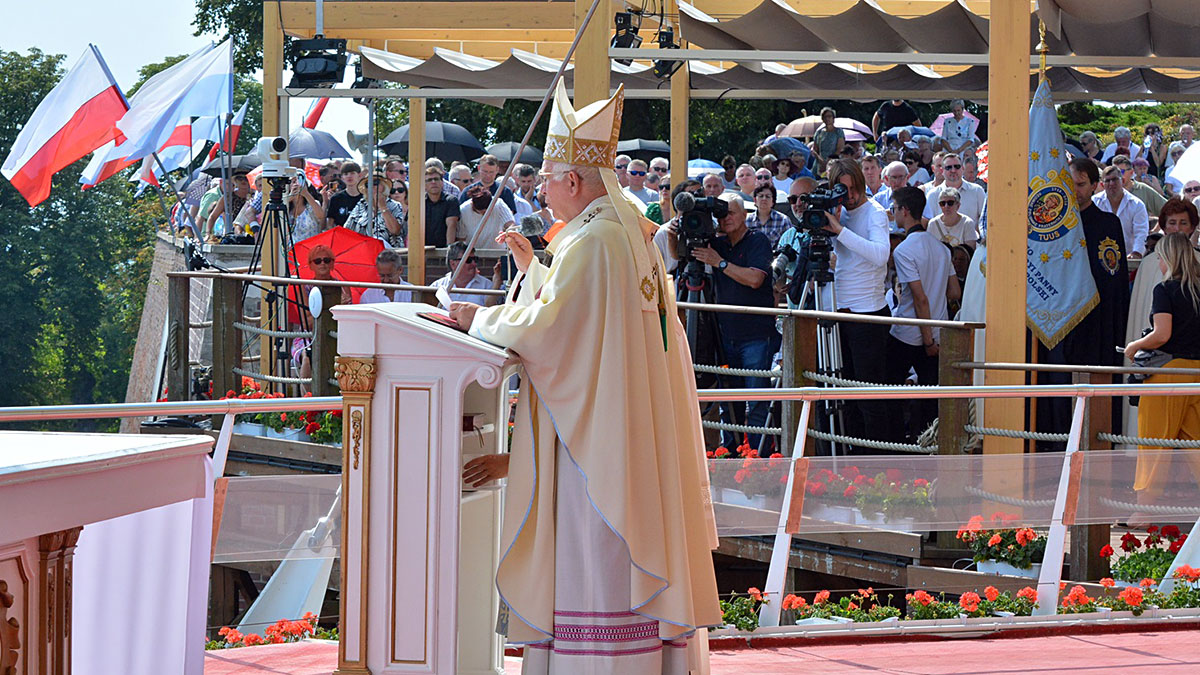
[333,302,511,675]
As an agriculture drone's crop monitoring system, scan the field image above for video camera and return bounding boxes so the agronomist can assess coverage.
[771,182,848,286]
[255,136,296,180]
[672,191,729,261]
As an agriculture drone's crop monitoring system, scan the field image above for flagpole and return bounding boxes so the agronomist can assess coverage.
[153,151,203,239]
[1037,20,1049,83]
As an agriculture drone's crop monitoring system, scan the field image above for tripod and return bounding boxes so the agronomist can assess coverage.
[794,235,848,457]
[677,255,739,446]
[244,176,308,394]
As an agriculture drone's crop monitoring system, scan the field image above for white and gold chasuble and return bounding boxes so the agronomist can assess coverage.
[469,193,722,650]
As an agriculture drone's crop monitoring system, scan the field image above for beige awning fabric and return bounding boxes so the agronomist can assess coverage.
[354,1,1200,102]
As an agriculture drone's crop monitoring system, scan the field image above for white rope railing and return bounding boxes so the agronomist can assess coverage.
[806,428,935,454]
[233,367,312,386]
[233,322,314,339]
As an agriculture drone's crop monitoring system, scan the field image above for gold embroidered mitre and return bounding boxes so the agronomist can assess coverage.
[543,80,623,168]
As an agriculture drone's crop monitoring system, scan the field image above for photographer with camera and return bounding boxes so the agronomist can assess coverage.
[683,195,780,452]
[886,186,961,441]
[824,158,893,444]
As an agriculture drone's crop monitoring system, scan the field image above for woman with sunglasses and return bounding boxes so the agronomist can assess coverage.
[772,157,794,197]
[903,151,931,187]
[926,187,977,249]
[291,245,351,392]
[389,182,409,220]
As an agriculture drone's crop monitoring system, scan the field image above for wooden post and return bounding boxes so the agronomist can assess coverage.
[573,0,611,106]
[937,326,975,456]
[668,0,689,194]
[212,277,244,423]
[936,325,975,549]
[1070,372,1112,581]
[781,314,819,457]
[311,286,341,396]
[167,275,191,402]
[263,4,284,138]
[408,97,428,286]
[982,1,1030,456]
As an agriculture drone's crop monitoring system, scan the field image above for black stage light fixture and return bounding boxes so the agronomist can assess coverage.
[612,11,643,66]
[351,60,378,106]
[652,24,682,79]
[288,35,349,88]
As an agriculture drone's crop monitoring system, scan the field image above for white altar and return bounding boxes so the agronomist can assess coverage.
[333,302,511,675]
[0,431,213,675]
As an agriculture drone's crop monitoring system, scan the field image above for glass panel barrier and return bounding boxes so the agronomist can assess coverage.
[1076,448,1200,524]
[213,474,342,563]
[711,453,1070,536]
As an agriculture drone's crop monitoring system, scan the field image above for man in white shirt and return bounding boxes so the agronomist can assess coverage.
[359,249,415,304]
[921,152,986,225]
[432,242,502,306]
[823,158,892,444]
[701,173,725,197]
[1101,126,1142,164]
[460,184,515,246]
[886,186,961,441]
[729,164,757,201]
[1093,164,1149,258]
[872,160,909,218]
[862,155,884,198]
[1167,124,1196,172]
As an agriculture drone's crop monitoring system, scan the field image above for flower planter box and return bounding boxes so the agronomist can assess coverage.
[976,560,1042,578]
[267,427,311,442]
[231,422,266,437]
[806,503,857,525]
[794,617,842,626]
[717,488,770,510]
[855,512,917,532]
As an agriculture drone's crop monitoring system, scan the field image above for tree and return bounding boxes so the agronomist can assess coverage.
[0,48,154,425]
[194,0,263,73]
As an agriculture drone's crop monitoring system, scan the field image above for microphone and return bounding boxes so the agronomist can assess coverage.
[518,214,545,238]
[673,190,696,214]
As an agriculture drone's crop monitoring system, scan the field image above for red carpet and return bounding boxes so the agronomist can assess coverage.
[204,629,1200,674]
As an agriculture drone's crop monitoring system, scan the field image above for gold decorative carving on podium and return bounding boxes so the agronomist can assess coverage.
[0,580,19,675]
[350,410,363,469]
[335,357,377,393]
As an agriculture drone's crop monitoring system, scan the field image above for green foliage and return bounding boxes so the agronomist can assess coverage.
[0,49,155,425]
[193,0,263,73]
[1058,102,1200,147]
[718,591,762,632]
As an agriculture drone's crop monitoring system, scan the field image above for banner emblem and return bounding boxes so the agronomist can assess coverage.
[1097,237,1121,276]
[1027,173,1075,243]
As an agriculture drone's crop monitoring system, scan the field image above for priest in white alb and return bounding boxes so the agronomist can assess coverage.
[449,82,722,673]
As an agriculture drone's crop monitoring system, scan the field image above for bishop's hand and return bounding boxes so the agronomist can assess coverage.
[449,301,482,331]
[496,231,535,273]
[462,453,510,488]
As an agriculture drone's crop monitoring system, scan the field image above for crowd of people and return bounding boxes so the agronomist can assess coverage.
[177,98,1200,460]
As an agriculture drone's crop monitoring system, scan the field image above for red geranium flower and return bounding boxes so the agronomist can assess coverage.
[1118,587,1144,606]
[1170,538,1186,554]
[814,590,830,605]
[843,484,858,498]
[748,587,763,602]
[987,533,1003,547]
[959,592,980,613]
[1161,525,1182,540]
[984,586,999,602]
[1016,587,1038,603]
[913,478,929,488]
[1100,577,1115,588]
[1120,532,1141,552]
[1099,544,1114,558]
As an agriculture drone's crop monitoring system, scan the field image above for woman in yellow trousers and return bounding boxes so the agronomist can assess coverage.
[1124,233,1200,507]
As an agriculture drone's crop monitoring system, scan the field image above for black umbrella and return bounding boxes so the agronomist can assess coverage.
[379,121,485,163]
[486,141,543,165]
[289,127,353,160]
[198,154,261,178]
[616,139,670,162]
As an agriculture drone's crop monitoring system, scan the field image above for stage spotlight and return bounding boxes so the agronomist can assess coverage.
[652,24,682,79]
[611,11,643,66]
[288,35,348,88]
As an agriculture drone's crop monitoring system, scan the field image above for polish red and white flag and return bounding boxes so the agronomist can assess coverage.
[1,45,127,206]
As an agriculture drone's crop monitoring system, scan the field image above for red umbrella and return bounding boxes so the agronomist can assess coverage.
[286,227,385,322]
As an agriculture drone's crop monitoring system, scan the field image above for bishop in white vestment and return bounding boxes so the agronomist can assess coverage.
[450,83,722,674]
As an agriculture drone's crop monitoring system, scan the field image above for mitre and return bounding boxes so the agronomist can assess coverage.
[543,79,624,168]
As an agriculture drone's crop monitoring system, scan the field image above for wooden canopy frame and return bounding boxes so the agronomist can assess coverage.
[259,0,1072,457]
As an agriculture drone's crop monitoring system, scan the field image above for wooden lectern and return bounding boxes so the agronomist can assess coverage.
[333,302,511,675]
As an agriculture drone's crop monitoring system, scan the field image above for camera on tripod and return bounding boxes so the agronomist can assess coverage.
[771,182,848,285]
[672,191,729,260]
[255,136,297,180]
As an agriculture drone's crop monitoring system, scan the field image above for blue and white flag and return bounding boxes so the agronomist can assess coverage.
[1026,79,1098,348]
